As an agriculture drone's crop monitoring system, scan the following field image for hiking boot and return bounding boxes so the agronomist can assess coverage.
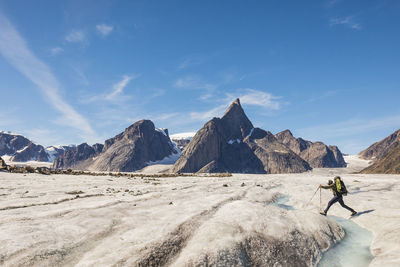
[351,211,357,216]
[319,211,327,216]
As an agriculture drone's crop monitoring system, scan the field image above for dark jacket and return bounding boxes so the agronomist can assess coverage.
[321,183,340,196]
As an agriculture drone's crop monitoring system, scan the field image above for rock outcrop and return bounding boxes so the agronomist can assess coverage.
[53,120,178,172]
[171,99,311,174]
[360,144,400,174]
[359,129,400,161]
[0,131,50,162]
[170,133,195,151]
[10,143,49,162]
[45,145,76,162]
[359,128,400,174]
[1,131,31,156]
[275,130,346,168]
[52,143,103,170]
[0,156,7,170]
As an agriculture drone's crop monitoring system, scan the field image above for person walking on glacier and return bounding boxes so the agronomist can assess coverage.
[319,176,357,216]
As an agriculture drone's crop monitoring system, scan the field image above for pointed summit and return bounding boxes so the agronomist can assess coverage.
[277,129,293,138]
[221,98,253,140]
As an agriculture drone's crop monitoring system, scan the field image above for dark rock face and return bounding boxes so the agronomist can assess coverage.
[359,129,400,161]
[0,131,49,162]
[171,99,311,174]
[0,132,31,156]
[275,130,346,168]
[52,143,101,169]
[220,99,254,140]
[89,120,176,172]
[246,129,311,174]
[10,143,49,162]
[329,145,346,167]
[360,144,400,174]
[172,139,191,151]
[45,145,76,162]
[53,120,177,172]
[0,156,7,170]
[92,143,104,154]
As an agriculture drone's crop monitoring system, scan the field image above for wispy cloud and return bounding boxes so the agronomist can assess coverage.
[189,105,227,122]
[0,13,96,139]
[153,112,180,121]
[151,88,166,98]
[83,74,140,104]
[326,0,341,7]
[305,90,339,104]
[50,46,64,56]
[174,75,217,91]
[0,108,20,127]
[297,114,400,140]
[330,16,362,30]
[105,75,135,100]
[226,89,282,110]
[96,24,114,37]
[190,89,282,122]
[65,29,86,43]
[178,56,204,70]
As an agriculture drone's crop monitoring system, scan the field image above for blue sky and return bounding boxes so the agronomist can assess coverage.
[0,0,399,154]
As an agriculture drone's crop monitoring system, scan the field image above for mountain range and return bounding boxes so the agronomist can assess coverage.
[53,120,179,172]
[0,131,71,163]
[1,99,349,173]
[171,99,345,174]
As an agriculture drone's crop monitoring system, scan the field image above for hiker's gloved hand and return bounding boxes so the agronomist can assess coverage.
[319,184,322,188]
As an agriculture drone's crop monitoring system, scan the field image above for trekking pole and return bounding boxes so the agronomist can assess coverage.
[319,187,322,211]
[306,187,320,207]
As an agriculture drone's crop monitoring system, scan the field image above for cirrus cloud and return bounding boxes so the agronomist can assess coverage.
[0,13,96,140]
[96,24,114,37]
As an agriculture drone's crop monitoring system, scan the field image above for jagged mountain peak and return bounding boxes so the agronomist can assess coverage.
[276,129,294,138]
[221,98,253,140]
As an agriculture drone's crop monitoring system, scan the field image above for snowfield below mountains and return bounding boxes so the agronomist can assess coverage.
[0,156,399,266]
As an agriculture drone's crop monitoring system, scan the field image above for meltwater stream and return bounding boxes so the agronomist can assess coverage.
[270,195,374,267]
[318,216,374,267]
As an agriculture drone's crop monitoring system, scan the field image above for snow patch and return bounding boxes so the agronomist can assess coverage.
[247,128,254,138]
[170,132,196,140]
[0,130,21,136]
[155,128,168,137]
[16,146,29,153]
[228,139,241,144]
[147,150,181,165]
[146,141,182,165]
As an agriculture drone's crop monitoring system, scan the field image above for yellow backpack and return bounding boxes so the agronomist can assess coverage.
[335,177,347,196]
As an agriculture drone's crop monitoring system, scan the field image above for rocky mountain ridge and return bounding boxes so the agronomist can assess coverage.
[359,129,400,161]
[53,120,179,172]
[0,131,72,162]
[360,144,400,174]
[275,130,346,168]
[171,99,312,174]
[360,128,400,174]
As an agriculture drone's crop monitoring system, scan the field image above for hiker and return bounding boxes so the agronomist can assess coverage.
[319,176,357,216]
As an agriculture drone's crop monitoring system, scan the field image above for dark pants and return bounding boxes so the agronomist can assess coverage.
[324,195,355,214]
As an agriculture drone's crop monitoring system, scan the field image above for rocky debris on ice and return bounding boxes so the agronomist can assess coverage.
[0,156,7,170]
[1,156,400,266]
[0,174,344,266]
